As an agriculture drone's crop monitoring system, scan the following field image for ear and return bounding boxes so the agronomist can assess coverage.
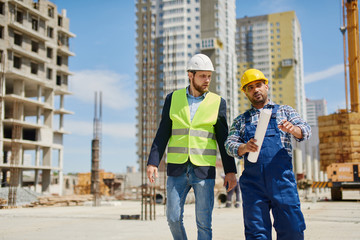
[188,71,193,79]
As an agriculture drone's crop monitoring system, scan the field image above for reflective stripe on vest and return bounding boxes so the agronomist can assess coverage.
[167,88,221,166]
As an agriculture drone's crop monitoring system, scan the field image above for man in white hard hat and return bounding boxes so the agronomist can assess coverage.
[147,53,237,240]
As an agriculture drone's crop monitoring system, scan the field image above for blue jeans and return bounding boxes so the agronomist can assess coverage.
[166,163,215,240]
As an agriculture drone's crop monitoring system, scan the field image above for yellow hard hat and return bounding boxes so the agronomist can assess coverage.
[240,69,268,91]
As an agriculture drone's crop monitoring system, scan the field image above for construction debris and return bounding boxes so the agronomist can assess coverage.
[74,171,114,195]
[26,195,93,208]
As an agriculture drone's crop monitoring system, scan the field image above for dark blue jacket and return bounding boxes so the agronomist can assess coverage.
[147,92,237,179]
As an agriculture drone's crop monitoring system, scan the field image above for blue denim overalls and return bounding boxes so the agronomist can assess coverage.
[240,105,305,240]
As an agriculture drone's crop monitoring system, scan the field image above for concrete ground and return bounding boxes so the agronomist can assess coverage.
[0,191,359,240]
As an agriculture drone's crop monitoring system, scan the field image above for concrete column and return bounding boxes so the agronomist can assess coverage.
[36,107,41,125]
[37,85,42,102]
[60,94,64,109]
[58,149,63,196]
[306,154,312,180]
[59,114,64,131]
[43,147,51,167]
[313,156,320,195]
[42,169,51,193]
[294,148,304,180]
[35,146,40,166]
[34,169,39,192]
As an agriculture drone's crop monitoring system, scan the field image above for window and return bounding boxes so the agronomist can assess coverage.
[48,6,54,18]
[47,47,53,58]
[47,27,53,38]
[14,33,22,46]
[31,41,39,52]
[0,2,4,15]
[0,25,3,39]
[30,62,38,74]
[56,55,62,66]
[13,56,21,69]
[16,11,23,23]
[56,75,61,85]
[32,18,38,31]
[58,16,62,27]
[46,68,52,79]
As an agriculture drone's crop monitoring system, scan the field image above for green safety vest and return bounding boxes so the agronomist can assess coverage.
[167,88,221,166]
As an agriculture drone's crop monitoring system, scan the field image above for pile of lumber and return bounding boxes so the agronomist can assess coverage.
[0,198,7,206]
[318,111,360,171]
[26,195,93,207]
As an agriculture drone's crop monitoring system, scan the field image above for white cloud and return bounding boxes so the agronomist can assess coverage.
[69,70,135,110]
[304,64,344,84]
[65,120,135,139]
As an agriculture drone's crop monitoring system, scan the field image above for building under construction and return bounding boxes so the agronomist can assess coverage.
[0,0,75,202]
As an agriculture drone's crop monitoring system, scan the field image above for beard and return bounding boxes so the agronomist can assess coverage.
[193,80,208,94]
[248,92,268,106]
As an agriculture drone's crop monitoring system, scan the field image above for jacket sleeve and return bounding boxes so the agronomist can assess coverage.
[215,98,237,174]
[147,93,173,167]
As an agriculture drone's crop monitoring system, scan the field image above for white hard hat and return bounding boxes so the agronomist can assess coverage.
[187,54,214,72]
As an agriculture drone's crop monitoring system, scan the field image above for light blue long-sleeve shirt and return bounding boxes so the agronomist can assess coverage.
[186,86,207,122]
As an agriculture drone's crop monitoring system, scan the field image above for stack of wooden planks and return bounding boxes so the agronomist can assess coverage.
[27,195,93,207]
[318,111,360,171]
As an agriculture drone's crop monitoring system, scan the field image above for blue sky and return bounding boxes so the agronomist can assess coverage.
[51,0,348,174]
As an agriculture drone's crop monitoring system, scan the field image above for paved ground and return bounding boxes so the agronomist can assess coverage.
[0,191,359,240]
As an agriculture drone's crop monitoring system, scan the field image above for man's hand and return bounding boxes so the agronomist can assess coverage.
[278,120,303,139]
[147,165,158,183]
[224,172,237,192]
[237,138,258,156]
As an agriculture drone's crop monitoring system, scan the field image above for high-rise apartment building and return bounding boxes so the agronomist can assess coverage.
[0,0,75,196]
[236,11,307,119]
[135,0,237,170]
[306,98,327,127]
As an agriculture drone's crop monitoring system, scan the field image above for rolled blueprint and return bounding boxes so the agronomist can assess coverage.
[247,109,272,163]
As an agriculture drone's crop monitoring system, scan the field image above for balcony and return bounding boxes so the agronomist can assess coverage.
[57,46,75,57]
[57,27,76,38]
[9,43,48,63]
[8,0,50,21]
[8,21,47,42]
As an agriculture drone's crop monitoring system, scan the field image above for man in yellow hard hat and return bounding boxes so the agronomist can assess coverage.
[225,69,311,240]
[147,54,237,240]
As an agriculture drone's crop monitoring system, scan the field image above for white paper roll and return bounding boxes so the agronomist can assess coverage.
[247,109,272,163]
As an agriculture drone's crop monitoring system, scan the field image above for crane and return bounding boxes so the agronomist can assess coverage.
[343,0,360,112]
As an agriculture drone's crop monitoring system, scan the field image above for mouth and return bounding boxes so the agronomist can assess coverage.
[253,93,262,98]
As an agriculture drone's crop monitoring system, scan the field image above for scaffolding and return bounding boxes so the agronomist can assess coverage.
[138,0,157,220]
